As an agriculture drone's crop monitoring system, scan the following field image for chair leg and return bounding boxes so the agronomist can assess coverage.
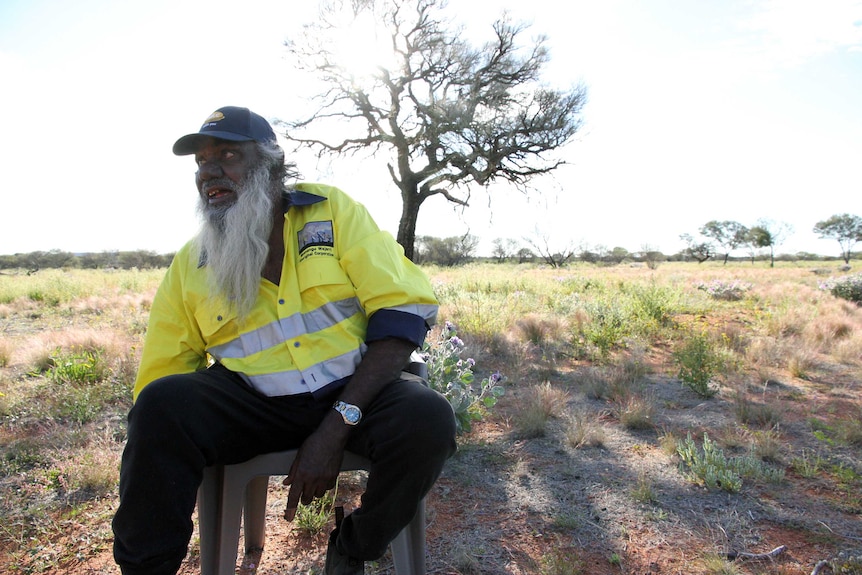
[390,498,427,575]
[200,451,428,575]
[243,475,270,552]
[216,468,251,575]
[197,465,223,575]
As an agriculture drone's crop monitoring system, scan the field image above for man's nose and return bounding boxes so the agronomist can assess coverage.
[197,159,224,180]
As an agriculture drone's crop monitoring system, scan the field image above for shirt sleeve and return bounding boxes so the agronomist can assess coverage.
[327,187,438,345]
[133,246,208,400]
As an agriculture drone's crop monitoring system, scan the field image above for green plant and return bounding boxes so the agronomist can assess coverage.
[0,341,10,367]
[701,553,742,575]
[819,273,862,304]
[790,449,825,478]
[673,331,720,397]
[677,433,743,492]
[676,433,784,493]
[293,488,336,535]
[580,299,629,358]
[630,474,657,504]
[540,549,584,575]
[423,322,505,433]
[50,348,105,385]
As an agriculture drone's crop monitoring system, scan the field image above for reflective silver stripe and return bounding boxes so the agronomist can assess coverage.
[386,303,438,324]
[208,297,363,359]
[239,346,365,397]
[237,370,309,396]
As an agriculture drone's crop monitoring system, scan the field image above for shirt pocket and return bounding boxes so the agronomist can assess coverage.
[194,308,239,345]
[297,257,354,295]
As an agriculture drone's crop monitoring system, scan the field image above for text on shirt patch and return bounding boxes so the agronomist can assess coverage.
[298,220,335,262]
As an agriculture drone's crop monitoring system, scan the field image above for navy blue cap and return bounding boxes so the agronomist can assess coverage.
[172,106,277,155]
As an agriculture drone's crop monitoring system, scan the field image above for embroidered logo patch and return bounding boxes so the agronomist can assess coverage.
[298,220,335,260]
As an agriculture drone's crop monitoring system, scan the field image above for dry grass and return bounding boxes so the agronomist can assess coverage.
[563,407,606,449]
[514,381,570,438]
[1,262,861,575]
[614,391,657,430]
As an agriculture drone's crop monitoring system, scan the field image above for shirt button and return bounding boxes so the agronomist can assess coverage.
[217,315,223,321]
[279,299,285,304]
[294,342,301,347]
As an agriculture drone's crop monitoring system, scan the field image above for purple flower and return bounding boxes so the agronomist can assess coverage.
[450,336,464,348]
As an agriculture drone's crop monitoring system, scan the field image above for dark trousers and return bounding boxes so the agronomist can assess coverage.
[112,364,457,575]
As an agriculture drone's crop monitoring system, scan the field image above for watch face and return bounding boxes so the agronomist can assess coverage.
[343,406,361,424]
[335,401,362,425]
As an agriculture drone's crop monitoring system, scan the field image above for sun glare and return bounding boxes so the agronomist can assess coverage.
[331,11,395,80]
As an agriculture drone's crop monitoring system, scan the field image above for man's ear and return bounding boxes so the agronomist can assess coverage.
[271,149,286,180]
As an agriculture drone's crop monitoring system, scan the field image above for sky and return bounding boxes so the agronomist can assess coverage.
[1,0,861,258]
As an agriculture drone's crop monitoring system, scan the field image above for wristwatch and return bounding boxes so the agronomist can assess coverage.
[333,400,362,425]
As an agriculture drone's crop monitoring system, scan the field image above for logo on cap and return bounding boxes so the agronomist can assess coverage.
[204,111,225,124]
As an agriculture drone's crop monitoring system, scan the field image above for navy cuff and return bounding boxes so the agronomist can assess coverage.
[366,309,429,348]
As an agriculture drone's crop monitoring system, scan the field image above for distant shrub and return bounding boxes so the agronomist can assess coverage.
[819,273,862,305]
[694,279,752,301]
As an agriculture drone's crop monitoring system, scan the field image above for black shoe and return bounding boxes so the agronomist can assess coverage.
[324,529,364,575]
[325,506,364,575]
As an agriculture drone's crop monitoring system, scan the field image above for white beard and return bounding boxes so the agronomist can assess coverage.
[195,164,280,321]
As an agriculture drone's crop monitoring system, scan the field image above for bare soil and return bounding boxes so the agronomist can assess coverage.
[15,352,862,575]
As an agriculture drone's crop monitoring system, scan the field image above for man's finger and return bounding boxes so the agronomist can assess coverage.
[284,482,302,522]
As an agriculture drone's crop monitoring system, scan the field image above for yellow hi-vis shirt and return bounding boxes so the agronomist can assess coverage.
[133,183,438,401]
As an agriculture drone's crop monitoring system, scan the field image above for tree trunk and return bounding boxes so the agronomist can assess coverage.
[396,183,422,261]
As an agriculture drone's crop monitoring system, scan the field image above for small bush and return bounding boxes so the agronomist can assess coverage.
[695,279,752,301]
[673,332,720,398]
[791,449,825,478]
[819,273,862,305]
[423,322,505,434]
[630,473,657,504]
[677,433,784,493]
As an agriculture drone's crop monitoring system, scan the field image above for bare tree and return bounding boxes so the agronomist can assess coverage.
[282,0,587,259]
[524,228,577,268]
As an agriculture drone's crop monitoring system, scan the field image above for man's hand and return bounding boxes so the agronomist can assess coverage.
[282,423,348,521]
[283,337,416,521]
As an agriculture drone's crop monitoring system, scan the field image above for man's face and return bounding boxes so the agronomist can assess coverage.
[194,138,261,212]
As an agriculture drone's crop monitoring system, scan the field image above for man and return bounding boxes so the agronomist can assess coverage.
[112,106,457,575]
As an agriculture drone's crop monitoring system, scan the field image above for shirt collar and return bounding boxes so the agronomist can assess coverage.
[282,189,327,213]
